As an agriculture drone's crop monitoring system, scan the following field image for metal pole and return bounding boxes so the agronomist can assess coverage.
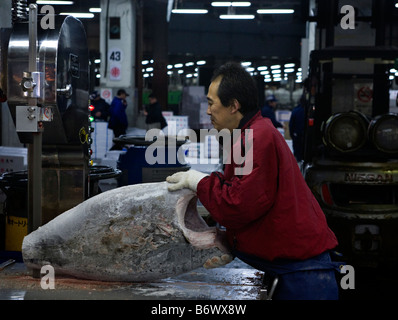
[27,3,42,233]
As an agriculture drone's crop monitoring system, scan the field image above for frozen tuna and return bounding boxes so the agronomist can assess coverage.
[22,182,231,282]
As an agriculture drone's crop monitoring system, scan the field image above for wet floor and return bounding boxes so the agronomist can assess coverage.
[2,255,398,300]
[0,258,264,300]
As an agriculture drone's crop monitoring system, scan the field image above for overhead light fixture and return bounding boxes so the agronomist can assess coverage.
[257,9,294,14]
[284,68,295,73]
[60,13,94,18]
[220,14,254,19]
[37,1,74,4]
[211,2,251,7]
[89,8,102,13]
[172,9,208,14]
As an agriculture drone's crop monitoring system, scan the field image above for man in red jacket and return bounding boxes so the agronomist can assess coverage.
[167,62,340,300]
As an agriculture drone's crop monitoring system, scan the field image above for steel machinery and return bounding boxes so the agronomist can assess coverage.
[2,2,94,233]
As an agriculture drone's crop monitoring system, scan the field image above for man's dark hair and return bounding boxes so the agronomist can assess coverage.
[211,62,259,115]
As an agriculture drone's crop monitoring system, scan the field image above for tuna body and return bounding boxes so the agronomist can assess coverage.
[22,182,227,282]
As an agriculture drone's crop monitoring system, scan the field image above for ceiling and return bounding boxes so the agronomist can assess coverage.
[31,0,308,58]
[29,0,309,85]
[167,1,307,62]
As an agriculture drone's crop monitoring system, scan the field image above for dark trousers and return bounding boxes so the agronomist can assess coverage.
[233,250,341,300]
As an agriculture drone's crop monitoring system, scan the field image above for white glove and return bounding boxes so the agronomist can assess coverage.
[166,169,208,192]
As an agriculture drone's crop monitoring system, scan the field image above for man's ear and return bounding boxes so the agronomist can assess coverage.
[230,99,241,114]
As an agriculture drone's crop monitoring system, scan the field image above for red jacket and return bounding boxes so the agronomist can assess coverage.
[197,111,338,261]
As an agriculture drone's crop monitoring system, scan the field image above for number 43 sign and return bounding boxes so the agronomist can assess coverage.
[108,48,123,81]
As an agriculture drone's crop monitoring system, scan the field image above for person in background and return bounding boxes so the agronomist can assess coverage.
[89,91,110,121]
[108,89,129,147]
[289,95,306,162]
[166,62,340,300]
[144,93,167,130]
[261,94,283,128]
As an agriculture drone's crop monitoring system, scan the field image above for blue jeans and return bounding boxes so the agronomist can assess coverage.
[233,250,342,300]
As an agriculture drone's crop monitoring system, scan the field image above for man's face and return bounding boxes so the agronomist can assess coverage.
[206,76,239,132]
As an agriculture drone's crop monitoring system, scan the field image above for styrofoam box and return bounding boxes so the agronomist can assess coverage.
[91,121,114,160]
[0,147,27,173]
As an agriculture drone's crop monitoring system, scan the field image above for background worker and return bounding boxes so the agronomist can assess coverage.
[89,91,110,121]
[261,94,283,128]
[108,88,129,138]
[108,89,129,150]
[144,93,167,130]
[167,62,340,300]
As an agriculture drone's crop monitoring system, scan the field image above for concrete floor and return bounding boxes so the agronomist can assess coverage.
[0,257,265,300]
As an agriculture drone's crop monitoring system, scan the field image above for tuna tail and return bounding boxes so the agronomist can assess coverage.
[176,193,219,249]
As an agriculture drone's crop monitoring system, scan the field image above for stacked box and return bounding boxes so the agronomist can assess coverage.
[164,115,189,136]
[182,134,220,164]
[91,121,114,160]
[181,86,209,129]
[0,147,27,174]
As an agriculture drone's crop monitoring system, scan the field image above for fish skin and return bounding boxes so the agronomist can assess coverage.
[22,182,230,282]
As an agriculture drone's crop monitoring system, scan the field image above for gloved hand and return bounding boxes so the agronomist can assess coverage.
[203,254,234,269]
[166,169,208,192]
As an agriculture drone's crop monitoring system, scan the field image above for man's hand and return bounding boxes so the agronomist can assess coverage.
[203,254,234,269]
[166,169,208,192]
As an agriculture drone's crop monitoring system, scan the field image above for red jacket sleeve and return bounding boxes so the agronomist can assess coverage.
[196,129,280,230]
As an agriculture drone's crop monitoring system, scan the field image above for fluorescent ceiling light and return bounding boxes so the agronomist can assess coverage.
[270,65,281,69]
[60,13,94,19]
[197,60,206,65]
[172,9,208,14]
[37,1,74,4]
[257,9,294,14]
[212,2,251,7]
[284,68,295,73]
[220,14,255,19]
[60,13,94,18]
[89,8,102,13]
[94,59,101,64]
[284,63,295,68]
